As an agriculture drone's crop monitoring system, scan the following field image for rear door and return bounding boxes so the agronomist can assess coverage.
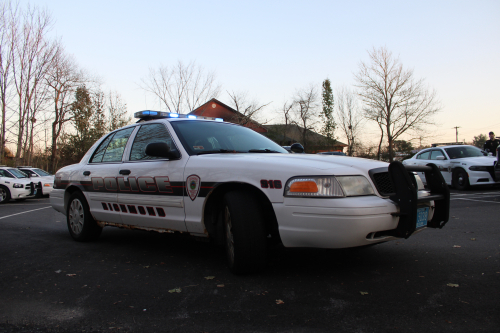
[83,127,136,224]
[429,149,452,184]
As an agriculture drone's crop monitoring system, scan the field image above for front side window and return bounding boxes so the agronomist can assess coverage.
[430,150,446,160]
[130,123,178,161]
[417,151,430,160]
[90,127,135,163]
[20,169,38,177]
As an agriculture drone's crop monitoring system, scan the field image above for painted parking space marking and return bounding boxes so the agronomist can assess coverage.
[0,206,52,220]
[452,198,500,204]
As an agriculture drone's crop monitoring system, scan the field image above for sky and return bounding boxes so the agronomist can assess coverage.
[19,0,500,147]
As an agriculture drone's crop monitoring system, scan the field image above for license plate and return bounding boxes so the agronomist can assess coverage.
[416,207,429,229]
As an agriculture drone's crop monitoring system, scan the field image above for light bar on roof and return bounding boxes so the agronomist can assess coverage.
[134,110,224,121]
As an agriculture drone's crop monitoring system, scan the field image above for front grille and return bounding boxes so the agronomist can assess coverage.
[371,172,395,196]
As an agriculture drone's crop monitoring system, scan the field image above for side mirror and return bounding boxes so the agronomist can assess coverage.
[435,156,445,160]
[290,143,304,154]
[145,142,180,159]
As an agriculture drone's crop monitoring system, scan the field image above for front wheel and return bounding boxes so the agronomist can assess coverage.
[0,186,11,204]
[453,168,469,190]
[223,190,267,274]
[67,192,102,241]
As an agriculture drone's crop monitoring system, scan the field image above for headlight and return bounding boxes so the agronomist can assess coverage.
[13,183,24,188]
[469,166,488,171]
[336,176,375,196]
[284,175,374,198]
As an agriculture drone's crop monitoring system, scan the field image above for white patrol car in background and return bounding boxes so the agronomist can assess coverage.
[403,144,498,190]
[51,111,451,274]
[0,166,36,203]
[17,166,54,196]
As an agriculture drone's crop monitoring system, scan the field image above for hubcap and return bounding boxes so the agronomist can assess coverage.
[224,206,235,264]
[69,199,84,234]
[458,173,464,186]
[0,188,6,202]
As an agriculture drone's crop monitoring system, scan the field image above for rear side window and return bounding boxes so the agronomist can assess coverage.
[130,123,177,161]
[416,151,430,160]
[90,127,135,163]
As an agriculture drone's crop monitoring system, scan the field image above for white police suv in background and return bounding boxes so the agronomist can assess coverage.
[51,111,451,274]
[17,166,54,196]
[403,144,498,190]
[0,166,36,203]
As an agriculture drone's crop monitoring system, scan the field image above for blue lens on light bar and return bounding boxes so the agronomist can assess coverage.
[187,115,197,119]
[215,118,223,122]
[169,113,179,118]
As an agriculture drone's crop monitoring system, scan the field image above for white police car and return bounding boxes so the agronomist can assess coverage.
[51,111,450,274]
[17,166,54,196]
[403,144,498,190]
[0,166,36,203]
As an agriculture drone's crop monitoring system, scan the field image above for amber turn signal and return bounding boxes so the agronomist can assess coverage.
[289,181,318,193]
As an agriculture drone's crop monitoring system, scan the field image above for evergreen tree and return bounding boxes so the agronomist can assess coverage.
[321,79,335,145]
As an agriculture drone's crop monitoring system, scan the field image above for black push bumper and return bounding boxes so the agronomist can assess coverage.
[388,161,450,239]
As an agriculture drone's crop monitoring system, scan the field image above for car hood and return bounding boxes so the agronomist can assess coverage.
[449,156,497,165]
[191,153,389,175]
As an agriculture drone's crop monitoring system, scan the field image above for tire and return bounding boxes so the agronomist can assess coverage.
[67,191,102,241]
[222,190,267,274]
[0,186,11,204]
[453,168,470,190]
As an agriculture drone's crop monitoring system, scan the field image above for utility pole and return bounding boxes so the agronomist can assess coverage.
[452,126,460,143]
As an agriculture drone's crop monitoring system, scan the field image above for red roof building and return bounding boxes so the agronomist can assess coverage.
[189,98,268,134]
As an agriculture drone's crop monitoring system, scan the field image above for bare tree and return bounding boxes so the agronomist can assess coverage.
[46,51,84,171]
[11,5,59,165]
[107,91,130,131]
[292,84,319,152]
[0,1,18,164]
[354,46,440,162]
[226,90,270,126]
[336,86,363,156]
[139,60,221,113]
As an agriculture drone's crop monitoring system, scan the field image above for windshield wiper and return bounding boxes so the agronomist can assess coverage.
[248,149,281,153]
[196,149,237,155]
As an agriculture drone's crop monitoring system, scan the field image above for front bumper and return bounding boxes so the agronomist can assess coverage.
[275,162,450,248]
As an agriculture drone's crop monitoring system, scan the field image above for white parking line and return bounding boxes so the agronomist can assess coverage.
[453,198,500,204]
[0,206,52,220]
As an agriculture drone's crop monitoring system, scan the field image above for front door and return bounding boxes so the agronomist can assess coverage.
[117,122,188,232]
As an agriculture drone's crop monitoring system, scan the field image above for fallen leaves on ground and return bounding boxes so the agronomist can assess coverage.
[276,299,284,304]
[453,245,461,248]
[168,288,182,293]
[360,291,369,295]
[447,283,459,287]
[217,284,224,287]
[204,276,215,280]
[66,274,76,277]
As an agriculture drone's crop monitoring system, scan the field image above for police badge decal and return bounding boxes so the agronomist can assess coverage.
[186,175,201,201]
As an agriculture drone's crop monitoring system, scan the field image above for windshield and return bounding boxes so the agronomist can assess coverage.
[171,121,288,155]
[444,146,486,159]
[33,168,52,176]
[8,168,28,178]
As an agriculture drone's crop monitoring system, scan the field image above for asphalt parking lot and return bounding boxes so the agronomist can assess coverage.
[0,188,499,333]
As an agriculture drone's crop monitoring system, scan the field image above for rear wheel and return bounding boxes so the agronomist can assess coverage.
[223,190,267,274]
[67,191,102,241]
[0,186,11,204]
[453,168,469,190]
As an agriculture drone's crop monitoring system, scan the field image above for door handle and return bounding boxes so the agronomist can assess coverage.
[83,171,91,176]
[119,169,131,175]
